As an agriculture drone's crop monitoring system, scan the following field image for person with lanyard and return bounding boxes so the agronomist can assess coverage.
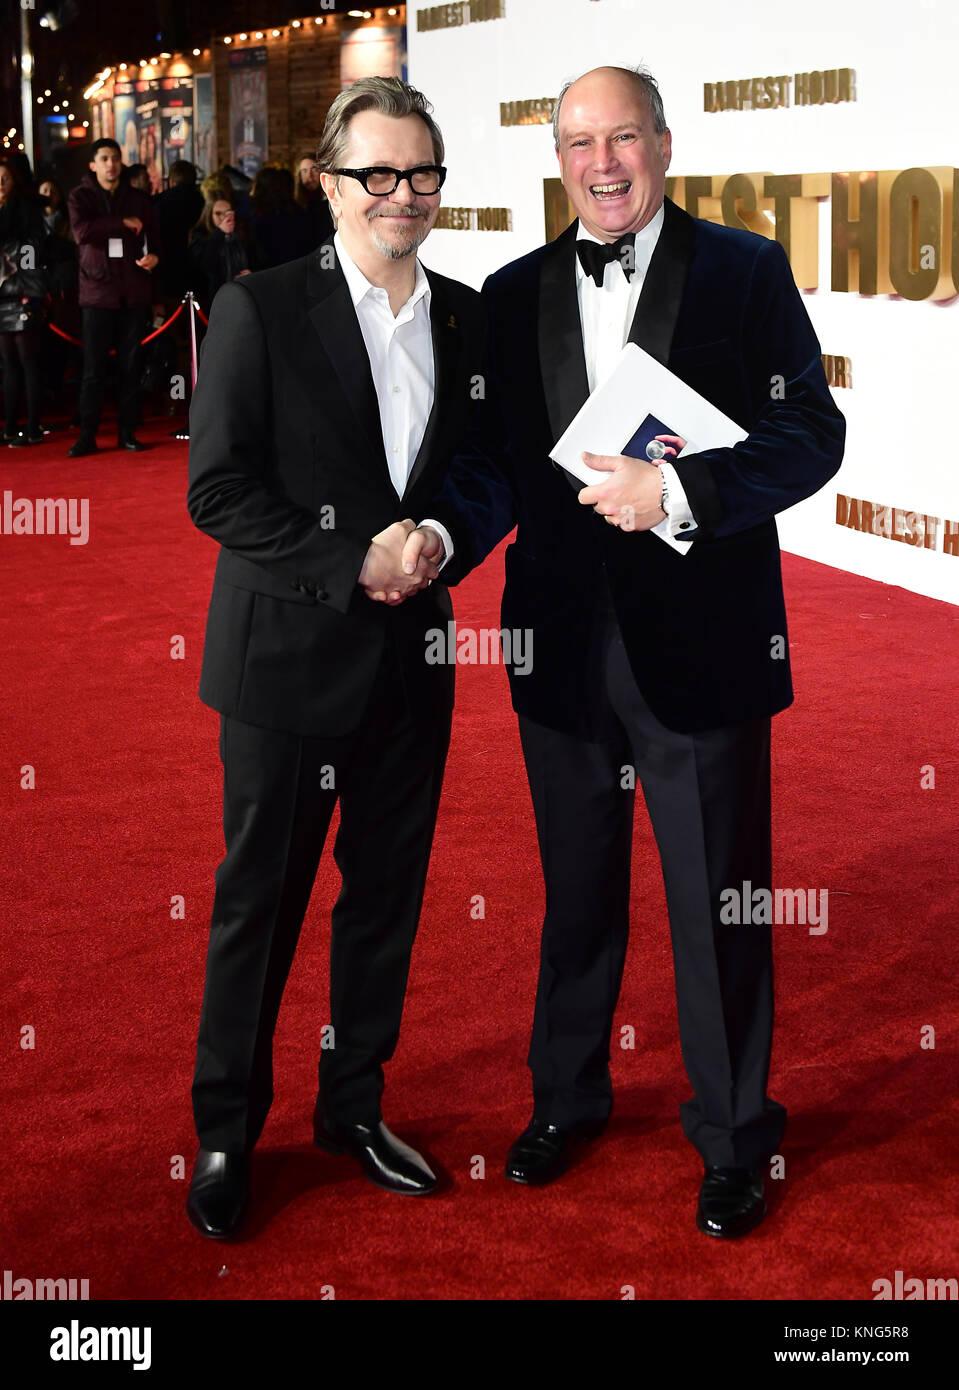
[66,138,161,456]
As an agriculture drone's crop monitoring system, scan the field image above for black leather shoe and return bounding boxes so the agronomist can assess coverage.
[117,433,147,451]
[696,1166,766,1238]
[314,1120,436,1195]
[186,1148,250,1238]
[504,1117,605,1186]
[67,437,98,458]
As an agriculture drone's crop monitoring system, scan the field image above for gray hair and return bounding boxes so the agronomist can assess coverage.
[552,66,667,148]
[315,76,445,178]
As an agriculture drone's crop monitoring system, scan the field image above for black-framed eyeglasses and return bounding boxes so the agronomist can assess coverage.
[334,165,447,196]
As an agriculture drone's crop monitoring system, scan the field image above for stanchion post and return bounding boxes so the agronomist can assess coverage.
[188,291,199,392]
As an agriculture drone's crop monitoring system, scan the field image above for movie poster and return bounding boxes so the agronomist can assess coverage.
[193,74,214,179]
[114,85,137,168]
[229,47,268,179]
[134,79,162,193]
[160,77,194,183]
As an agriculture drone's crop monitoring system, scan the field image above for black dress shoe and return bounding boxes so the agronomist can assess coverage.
[117,433,147,451]
[504,1117,605,1186]
[314,1120,436,1195]
[696,1166,766,1238]
[186,1148,250,1239]
[67,437,98,458]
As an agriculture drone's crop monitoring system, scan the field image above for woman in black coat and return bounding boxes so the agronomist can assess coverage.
[188,195,259,316]
[0,159,51,445]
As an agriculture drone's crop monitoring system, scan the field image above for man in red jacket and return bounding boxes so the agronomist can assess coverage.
[66,138,161,456]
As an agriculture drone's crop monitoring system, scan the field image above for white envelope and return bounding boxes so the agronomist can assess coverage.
[550,342,748,554]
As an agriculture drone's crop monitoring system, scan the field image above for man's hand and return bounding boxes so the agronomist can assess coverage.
[122,217,144,235]
[577,451,665,531]
[401,524,445,579]
[359,519,439,605]
[136,252,158,271]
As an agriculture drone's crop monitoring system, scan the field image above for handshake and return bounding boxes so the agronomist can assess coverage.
[358,520,445,605]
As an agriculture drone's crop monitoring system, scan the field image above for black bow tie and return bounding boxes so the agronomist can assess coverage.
[576,233,637,287]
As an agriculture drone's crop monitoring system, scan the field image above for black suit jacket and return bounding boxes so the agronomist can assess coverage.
[187,239,484,737]
[428,197,846,736]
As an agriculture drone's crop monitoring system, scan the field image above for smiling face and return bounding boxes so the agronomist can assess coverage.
[556,67,671,242]
[320,109,440,270]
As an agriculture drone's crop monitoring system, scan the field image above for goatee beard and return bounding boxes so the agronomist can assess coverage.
[368,211,428,260]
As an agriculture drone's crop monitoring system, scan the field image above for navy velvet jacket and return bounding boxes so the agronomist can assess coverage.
[427,197,846,736]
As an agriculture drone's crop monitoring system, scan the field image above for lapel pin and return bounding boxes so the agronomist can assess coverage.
[447,313,457,329]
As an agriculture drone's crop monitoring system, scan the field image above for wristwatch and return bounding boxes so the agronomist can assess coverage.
[659,470,670,516]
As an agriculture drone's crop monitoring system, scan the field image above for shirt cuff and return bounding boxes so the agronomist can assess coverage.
[418,518,453,572]
[659,462,698,540]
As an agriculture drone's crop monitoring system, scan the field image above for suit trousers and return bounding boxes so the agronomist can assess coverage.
[191,634,452,1154]
[518,609,787,1169]
[77,305,148,437]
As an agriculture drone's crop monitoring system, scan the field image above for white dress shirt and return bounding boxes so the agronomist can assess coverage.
[421,202,696,563]
[575,206,694,537]
[335,231,434,499]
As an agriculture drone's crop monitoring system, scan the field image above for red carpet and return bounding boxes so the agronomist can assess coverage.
[1,419,957,1301]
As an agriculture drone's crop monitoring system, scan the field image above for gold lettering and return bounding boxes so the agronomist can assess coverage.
[764,172,828,288]
[684,175,717,221]
[888,167,945,299]
[822,355,853,388]
[721,173,774,237]
[953,168,959,295]
[831,172,882,294]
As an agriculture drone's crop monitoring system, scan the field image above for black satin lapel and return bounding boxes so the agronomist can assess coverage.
[306,245,388,473]
[626,197,695,365]
[538,221,590,446]
[403,272,456,499]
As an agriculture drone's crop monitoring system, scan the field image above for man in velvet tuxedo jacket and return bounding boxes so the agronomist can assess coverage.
[400,66,845,1237]
[183,78,483,1239]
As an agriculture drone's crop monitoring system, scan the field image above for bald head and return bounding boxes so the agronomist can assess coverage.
[552,66,667,149]
[553,65,672,242]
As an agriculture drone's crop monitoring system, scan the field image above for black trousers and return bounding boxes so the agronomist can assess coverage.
[77,305,148,437]
[518,612,786,1169]
[0,328,43,435]
[191,642,452,1154]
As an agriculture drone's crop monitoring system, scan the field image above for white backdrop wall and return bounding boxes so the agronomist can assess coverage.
[408,0,959,604]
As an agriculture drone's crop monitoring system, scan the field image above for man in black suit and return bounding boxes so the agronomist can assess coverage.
[399,66,845,1237]
[184,77,483,1239]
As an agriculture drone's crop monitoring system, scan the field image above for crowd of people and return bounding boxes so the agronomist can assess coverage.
[0,142,334,452]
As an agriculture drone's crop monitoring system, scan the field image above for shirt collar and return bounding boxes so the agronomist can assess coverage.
[334,230,430,313]
[574,202,665,278]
